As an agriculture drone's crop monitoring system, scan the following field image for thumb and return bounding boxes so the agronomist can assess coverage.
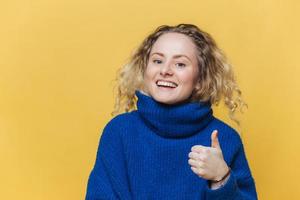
[211,130,221,149]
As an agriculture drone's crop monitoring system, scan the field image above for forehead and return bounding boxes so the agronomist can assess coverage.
[150,32,197,57]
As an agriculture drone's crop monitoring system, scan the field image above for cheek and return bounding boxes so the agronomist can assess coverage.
[143,68,156,88]
[179,71,198,85]
[144,66,156,80]
[144,70,150,82]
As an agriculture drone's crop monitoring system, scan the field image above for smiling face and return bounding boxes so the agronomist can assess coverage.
[143,32,200,105]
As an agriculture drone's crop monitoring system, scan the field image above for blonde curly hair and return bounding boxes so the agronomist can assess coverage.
[112,23,247,126]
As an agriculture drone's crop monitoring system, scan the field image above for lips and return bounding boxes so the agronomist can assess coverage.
[156,80,178,88]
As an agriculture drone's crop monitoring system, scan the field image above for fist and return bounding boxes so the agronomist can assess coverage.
[188,130,229,181]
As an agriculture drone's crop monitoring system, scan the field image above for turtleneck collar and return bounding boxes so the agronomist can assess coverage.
[135,90,214,138]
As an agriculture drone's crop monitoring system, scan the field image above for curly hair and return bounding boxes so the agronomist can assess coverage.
[112,23,247,126]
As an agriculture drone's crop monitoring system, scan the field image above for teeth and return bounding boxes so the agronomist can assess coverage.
[156,81,177,88]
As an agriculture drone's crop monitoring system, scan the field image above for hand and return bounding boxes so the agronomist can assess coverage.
[188,130,229,181]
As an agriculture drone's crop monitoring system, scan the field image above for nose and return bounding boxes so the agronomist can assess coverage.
[160,62,173,76]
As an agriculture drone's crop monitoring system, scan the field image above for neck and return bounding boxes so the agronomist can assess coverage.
[135,90,214,138]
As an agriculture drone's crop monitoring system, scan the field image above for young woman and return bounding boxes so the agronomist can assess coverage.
[85,24,258,200]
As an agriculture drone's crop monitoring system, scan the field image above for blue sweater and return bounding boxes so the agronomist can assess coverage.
[85,90,258,200]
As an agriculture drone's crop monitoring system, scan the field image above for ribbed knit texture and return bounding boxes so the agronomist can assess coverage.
[85,90,258,200]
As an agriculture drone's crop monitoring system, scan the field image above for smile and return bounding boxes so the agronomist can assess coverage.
[156,80,178,88]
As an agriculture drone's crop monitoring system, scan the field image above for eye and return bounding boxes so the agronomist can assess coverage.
[153,59,162,64]
[176,63,186,68]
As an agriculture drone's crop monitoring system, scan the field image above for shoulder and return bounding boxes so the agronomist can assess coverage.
[100,111,138,139]
[97,111,137,151]
[104,111,137,130]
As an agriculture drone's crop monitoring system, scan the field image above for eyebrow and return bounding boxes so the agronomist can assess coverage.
[150,52,192,62]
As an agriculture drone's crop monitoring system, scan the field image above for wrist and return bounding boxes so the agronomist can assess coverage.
[212,166,231,183]
[210,173,230,189]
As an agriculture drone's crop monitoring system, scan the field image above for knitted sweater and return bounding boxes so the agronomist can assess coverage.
[85,90,258,200]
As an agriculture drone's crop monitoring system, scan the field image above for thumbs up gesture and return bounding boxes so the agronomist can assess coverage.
[188,130,229,182]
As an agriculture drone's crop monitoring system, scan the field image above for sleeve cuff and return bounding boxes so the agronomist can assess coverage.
[205,171,238,200]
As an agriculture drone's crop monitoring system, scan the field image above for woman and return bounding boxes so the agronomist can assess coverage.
[85,24,258,199]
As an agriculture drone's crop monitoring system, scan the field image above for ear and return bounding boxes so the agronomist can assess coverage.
[194,81,201,91]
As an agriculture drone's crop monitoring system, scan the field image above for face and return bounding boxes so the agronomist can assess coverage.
[143,32,200,105]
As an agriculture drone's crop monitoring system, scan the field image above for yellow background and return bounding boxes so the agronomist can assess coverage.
[1,0,299,199]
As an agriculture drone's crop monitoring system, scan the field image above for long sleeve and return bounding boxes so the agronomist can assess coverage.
[85,155,119,200]
[205,136,258,200]
[85,118,132,200]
